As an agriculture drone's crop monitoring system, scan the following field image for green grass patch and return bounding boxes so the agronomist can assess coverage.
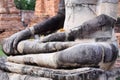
[116,77,120,80]
[0,45,6,56]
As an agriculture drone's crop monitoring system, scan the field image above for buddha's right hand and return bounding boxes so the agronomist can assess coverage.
[2,28,33,55]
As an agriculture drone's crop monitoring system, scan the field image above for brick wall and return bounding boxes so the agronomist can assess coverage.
[0,0,24,39]
[35,0,59,17]
[29,0,60,27]
[118,1,120,17]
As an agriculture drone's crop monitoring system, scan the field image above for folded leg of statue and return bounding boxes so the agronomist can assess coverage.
[17,40,81,54]
[8,42,118,70]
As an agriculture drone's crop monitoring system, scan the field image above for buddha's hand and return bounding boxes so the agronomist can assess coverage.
[2,28,33,55]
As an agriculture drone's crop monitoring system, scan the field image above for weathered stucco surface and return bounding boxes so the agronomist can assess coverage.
[0,0,120,80]
[0,57,120,80]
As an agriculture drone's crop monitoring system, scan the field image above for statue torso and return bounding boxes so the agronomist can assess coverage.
[63,0,118,45]
[64,0,97,31]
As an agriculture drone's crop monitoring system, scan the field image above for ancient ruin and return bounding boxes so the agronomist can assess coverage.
[0,0,120,80]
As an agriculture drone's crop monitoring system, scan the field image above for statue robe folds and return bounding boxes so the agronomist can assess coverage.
[1,0,119,71]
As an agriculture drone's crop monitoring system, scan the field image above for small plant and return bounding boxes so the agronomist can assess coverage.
[0,45,6,56]
[14,0,36,10]
[116,77,120,80]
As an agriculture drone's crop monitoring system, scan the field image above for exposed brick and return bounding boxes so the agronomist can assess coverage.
[118,2,120,17]
[0,14,20,21]
[35,0,60,17]
[0,0,23,39]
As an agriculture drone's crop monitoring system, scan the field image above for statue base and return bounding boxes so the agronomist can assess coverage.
[0,57,120,80]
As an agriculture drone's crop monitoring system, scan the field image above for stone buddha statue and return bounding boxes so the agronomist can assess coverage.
[2,0,119,70]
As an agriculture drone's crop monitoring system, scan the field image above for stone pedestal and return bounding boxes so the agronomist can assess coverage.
[0,57,120,80]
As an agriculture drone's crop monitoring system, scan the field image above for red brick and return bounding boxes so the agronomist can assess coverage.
[35,0,60,17]
[0,0,23,39]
